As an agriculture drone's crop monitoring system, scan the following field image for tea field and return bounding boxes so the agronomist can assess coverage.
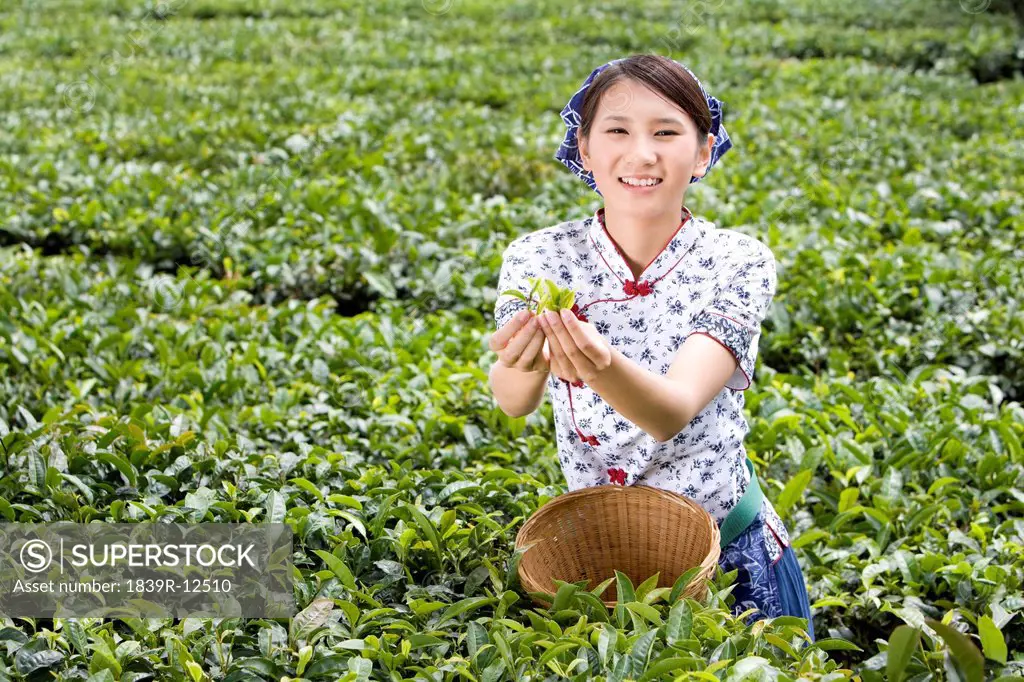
[1,0,1023,679]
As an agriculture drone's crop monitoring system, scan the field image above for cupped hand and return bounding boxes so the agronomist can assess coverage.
[537,308,612,383]
[489,309,550,373]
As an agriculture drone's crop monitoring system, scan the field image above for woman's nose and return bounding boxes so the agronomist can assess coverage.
[628,139,658,165]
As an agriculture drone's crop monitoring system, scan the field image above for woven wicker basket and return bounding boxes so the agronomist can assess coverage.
[515,484,721,608]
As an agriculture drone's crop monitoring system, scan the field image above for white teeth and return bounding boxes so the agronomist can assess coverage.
[620,177,662,187]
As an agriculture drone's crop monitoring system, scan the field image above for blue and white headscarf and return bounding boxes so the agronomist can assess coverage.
[554,58,733,197]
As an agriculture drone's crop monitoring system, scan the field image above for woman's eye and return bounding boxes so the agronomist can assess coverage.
[607,129,677,136]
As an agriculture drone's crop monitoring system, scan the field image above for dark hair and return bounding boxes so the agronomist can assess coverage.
[576,54,712,145]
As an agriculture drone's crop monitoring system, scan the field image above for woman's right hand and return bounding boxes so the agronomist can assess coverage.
[490,310,550,373]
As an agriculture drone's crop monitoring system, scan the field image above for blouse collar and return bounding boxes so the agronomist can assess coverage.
[586,205,703,293]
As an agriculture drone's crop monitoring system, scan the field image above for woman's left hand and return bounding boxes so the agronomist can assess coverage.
[538,309,613,384]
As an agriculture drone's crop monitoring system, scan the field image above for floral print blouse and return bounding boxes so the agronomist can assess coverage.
[493,206,792,564]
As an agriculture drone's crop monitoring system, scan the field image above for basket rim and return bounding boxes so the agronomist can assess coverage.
[514,483,718,549]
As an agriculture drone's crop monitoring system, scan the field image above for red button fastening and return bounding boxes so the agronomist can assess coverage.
[623,280,653,296]
[571,379,584,388]
[608,468,627,485]
[570,302,588,322]
[566,378,599,447]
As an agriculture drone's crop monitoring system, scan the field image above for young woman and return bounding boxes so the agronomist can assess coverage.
[488,54,815,641]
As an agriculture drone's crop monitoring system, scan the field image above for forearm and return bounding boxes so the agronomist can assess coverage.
[489,360,549,418]
[585,346,693,443]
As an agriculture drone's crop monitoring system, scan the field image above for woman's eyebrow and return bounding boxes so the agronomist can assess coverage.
[601,115,685,125]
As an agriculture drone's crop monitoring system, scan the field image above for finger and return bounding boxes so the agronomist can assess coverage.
[519,324,547,368]
[543,312,585,377]
[548,343,566,381]
[539,327,559,376]
[489,309,530,352]
[557,309,600,366]
[542,314,574,381]
[501,314,539,364]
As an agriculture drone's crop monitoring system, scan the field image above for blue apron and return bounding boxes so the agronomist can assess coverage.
[717,508,816,643]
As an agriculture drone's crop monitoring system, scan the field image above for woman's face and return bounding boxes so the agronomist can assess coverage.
[578,78,714,213]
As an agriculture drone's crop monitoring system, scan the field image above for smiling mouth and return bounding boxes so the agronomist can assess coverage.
[619,177,663,186]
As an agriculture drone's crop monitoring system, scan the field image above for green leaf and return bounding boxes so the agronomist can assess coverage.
[408,633,448,649]
[409,599,445,616]
[811,634,860,651]
[347,657,372,681]
[88,638,121,677]
[764,633,798,659]
[27,453,45,489]
[614,570,635,604]
[85,670,116,682]
[992,422,1022,463]
[905,503,941,532]
[551,581,579,612]
[791,528,829,549]
[611,652,632,680]
[590,576,616,598]
[290,478,324,503]
[669,566,702,604]
[927,477,960,496]
[14,647,64,676]
[538,640,577,667]
[666,598,693,644]
[597,625,615,666]
[481,658,506,682]
[925,618,984,682]
[296,646,313,676]
[638,657,692,681]
[630,629,657,671]
[334,510,367,540]
[304,655,351,677]
[466,621,488,660]
[726,656,771,678]
[640,587,670,605]
[838,487,859,513]
[325,494,362,510]
[65,620,88,656]
[435,597,496,627]
[887,625,921,682]
[0,498,13,522]
[290,598,335,645]
[493,630,513,670]
[576,591,612,622]
[528,278,542,305]
[499,288,526,299]
[362,271,396,298]
[544,279,559,305]
[634,572,661,602]
[264,491,287,524]
[402,503,444,569]
[776,468,812,515]
[312,549,357,590]
[625,601,662,626]
[978,615,1007,664]
[185,660,204,682]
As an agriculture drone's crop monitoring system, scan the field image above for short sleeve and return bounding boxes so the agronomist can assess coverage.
[688,242,777,391]
[493,241,537,331]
